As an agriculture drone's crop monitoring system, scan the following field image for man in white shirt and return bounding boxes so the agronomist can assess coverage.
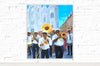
[39,32,52,58]
[67,29,73,56]
[32,32,40,58]
[52,30,66,58]
[27,32,32,56]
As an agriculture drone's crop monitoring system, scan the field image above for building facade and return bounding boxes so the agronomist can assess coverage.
[27,5,59,32]
[60,13,73,31]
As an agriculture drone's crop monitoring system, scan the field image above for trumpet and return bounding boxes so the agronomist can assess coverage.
[61,32,67,38]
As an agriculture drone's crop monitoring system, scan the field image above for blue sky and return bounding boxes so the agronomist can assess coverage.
[58,5,73,27]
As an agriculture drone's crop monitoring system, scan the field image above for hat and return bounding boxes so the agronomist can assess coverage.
[56,28,60,31]
[42,31,48,34]
[67,29,71,31]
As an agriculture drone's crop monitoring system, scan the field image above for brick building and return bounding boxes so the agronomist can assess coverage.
[60,13,73,31]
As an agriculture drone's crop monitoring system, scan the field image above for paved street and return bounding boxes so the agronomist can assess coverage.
[27,49,72,59]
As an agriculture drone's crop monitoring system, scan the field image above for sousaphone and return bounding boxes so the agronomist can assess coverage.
[42,23,52,33]
[42,23,52,45]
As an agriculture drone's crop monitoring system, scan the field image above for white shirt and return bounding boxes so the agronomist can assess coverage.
[48,37,52,46]
[32,35,40,44]
[52,34,64,46]
[39,37,52,50]
[27,36,32,45]
[67,33,73,44]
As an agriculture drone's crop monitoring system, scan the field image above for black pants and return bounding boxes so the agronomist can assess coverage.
[32,44,39,58]
[55,45,64,58]
[67,44,72,55]
[41,49,49,58]
[50,46,52,57]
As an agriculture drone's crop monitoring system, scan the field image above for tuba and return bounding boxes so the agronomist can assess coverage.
[42,23,52,33]
[61,32,67,38]
[41,23,52,45]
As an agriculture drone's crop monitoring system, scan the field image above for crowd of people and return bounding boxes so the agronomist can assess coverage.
[27,28,73,58]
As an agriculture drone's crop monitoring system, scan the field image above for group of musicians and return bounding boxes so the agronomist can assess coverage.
[27,28,73,58]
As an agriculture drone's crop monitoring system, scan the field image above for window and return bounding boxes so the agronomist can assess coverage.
[51,12,54,18]
[37,8,39,12]
[46,5,49,8]
[41,5,43,7]
[70,21,72,25]
[44,17,46,22]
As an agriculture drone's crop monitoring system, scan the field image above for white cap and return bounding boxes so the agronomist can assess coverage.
[67,29,71,31]
[42,31,48,34]
[56,28,60,30]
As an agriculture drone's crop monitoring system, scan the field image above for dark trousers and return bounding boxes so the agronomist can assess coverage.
[55,45,64,58]
[67,44,72,55]
[32,44,39,58]
[41,49,49,58]
[28,46,32,55]
[50,46,52,57]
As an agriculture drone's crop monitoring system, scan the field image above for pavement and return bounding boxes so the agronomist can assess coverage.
[27,49,72,59]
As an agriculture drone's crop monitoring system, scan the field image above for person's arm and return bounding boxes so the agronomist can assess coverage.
[53,37,59,42]
[34,37,39,42]
[40,43,44,46]
[47,38,49,43]
[53,35,61,42]
[39,39,44,47]
[63,37,66,41]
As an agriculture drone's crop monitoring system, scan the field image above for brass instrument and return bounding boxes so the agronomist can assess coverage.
[31,32,33,34]
[37,23,52,58]
[28,44,32,47]
[31,36,36,41]
[61,32,67,38]
[58,32,67,42]
[27,41,32,47]
[42,23,52,33]
[42,23,52,45]
[43,38,48,45]
[42,23,52,44]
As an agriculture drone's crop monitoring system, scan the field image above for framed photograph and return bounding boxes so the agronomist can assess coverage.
[27,5,73,59]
